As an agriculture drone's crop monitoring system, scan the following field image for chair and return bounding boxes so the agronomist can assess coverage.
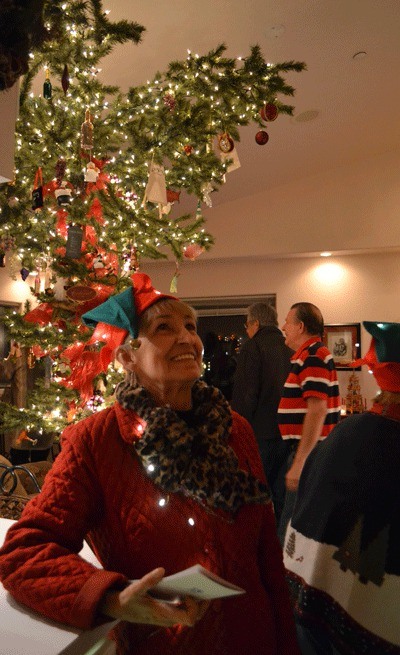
[0,462,41,520]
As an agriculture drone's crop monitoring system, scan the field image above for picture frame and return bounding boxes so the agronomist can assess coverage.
[323,323,361,370]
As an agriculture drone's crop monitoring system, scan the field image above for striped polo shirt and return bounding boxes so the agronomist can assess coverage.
[278,337,340,440]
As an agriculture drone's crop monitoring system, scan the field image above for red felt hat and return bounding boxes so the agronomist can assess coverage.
[350,321,400,392]
[133,271,177,319]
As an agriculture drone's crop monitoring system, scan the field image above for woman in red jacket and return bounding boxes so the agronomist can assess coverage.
[0,272,299,655]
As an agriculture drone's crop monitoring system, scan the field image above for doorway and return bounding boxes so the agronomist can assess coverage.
[183,294,276,400]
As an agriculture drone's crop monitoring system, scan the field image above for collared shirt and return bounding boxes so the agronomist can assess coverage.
[278,337,340,440]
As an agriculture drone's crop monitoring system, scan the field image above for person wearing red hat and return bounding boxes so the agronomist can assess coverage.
[282,321,400,655]
[0,272,300,655]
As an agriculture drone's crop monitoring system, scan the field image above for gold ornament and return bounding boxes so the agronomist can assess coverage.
[218,133,234,153]
[27,349,36,368]
[129,338,141,350]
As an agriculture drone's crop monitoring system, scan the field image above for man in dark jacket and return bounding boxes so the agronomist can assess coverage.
[231,303,292,523]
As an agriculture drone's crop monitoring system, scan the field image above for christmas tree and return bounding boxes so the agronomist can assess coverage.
[0,0,305,442]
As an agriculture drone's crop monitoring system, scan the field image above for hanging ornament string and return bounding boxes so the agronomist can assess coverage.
[170,261,180,293]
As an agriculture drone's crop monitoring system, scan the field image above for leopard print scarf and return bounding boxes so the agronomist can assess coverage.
[116,378,270,514]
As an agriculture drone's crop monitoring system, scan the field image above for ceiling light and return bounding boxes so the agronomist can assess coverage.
[320,252,332,257]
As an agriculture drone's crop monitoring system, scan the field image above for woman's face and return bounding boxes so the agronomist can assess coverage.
[123,304,204,404]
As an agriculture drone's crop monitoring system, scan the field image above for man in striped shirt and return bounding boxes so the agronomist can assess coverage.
[277,302,340,544]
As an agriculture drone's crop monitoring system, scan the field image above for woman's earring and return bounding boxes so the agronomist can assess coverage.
[130,338,141,350]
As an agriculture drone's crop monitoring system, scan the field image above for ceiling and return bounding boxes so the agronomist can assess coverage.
[95,0,400,212]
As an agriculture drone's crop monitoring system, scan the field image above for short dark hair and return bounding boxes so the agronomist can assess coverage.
[291,302,324,338]
[247,303,278,327]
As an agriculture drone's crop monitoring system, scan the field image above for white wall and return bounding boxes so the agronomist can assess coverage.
[0,263,30,308]
[144,251,400,403]
[201,148,400,259]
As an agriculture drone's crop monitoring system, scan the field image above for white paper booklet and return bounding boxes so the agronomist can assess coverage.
[151,564,245,600]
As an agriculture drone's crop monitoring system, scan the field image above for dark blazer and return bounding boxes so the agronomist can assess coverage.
[231,325,293,441]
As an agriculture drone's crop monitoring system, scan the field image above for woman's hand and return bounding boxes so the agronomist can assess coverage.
[100,567,209,627]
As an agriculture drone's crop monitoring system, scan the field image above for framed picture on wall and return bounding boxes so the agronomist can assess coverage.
[323,323,361,370]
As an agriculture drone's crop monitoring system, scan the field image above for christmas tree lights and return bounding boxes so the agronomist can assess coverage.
[0,0,305,440]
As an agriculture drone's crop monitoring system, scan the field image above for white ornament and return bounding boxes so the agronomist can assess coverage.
[93,255,105,269]
[201,182,214,207]
[220,145,241,174]
[161,202,173,215]
[143,162,167,206]
[84,161,100,182]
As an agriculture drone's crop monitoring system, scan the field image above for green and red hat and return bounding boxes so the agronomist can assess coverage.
[61,272,177,401]
[82,271,176,338]
[352,321,400,392]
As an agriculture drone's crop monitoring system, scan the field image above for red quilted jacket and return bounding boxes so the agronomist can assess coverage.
[0,403,299,655]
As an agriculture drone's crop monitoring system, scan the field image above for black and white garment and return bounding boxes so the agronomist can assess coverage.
[284,407,400,655]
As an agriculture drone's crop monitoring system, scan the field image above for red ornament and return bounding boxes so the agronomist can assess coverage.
[183,243,204,260]
[166,189,181,203]
[255,130,269,145]
[184,144,193,156]
[260,102,279,122]
[163,93,176,111]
